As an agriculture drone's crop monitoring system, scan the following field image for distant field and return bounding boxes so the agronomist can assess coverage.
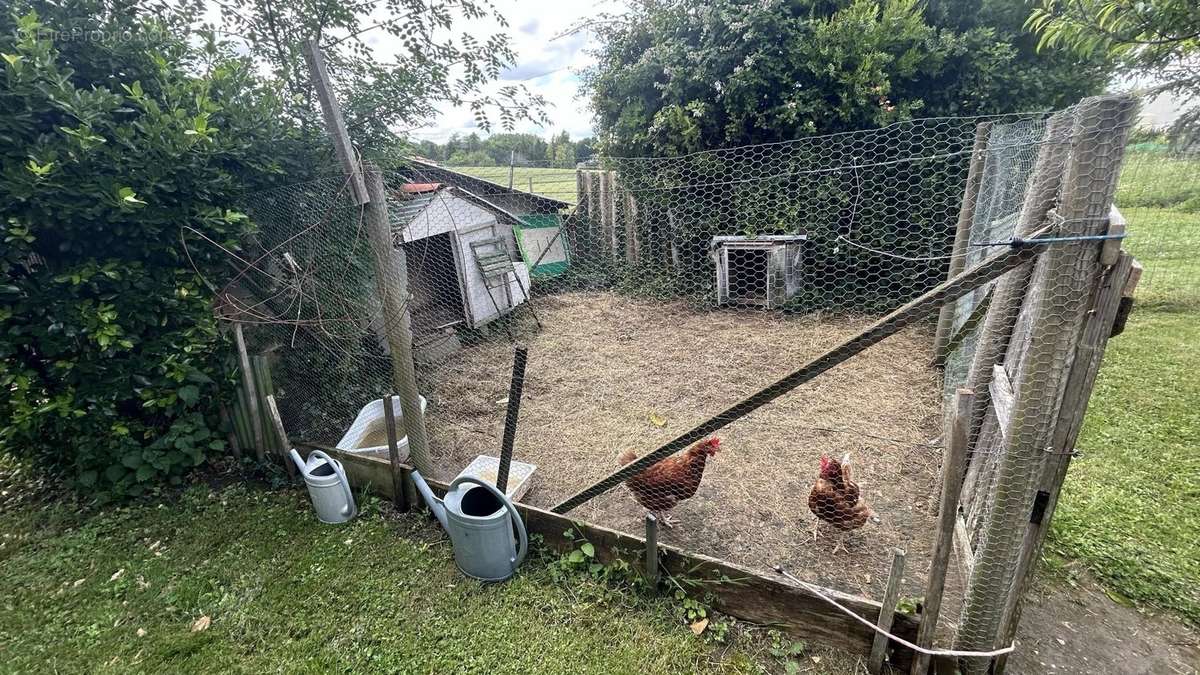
[447,166,581,205]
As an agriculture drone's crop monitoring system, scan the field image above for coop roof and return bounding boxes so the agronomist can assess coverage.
[403,158,573,212]
[388,182,533,243]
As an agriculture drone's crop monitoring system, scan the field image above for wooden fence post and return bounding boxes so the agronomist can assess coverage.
[599,170,613,259]
[233,322,265,462]
[382,395,409,512]
[961,111,1073,455]
[870,548,907,674]
[362,164,432,474]
[300,40,368,205]
[625,190,638,264]
[954,95,1137,673]
[991,252,1135,674]
[911,388,973,675]
[932,123,991,366]
[302,38,430,475]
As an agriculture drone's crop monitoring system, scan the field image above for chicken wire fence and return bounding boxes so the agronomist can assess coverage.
[204,94,1142,660]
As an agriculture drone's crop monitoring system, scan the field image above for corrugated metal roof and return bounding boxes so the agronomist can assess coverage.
[389,189,440,235]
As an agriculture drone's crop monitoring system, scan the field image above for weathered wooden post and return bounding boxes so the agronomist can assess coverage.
[932,123,991,366]
[302,39,431,474]
[911,388,973,675]
[382,395,409,512]
[991,251,1136,674]
[953,95,1137,674]
[362,164,432,474]
[870,548,907,674]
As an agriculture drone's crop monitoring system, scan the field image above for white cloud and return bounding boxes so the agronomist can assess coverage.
[404,0,623,143]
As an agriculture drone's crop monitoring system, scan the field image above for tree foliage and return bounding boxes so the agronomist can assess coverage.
[415,131,595,166]
[195,0,549,152]
[1027,0,1200,148]
[0,2,293,497]
[584,0,1112,156]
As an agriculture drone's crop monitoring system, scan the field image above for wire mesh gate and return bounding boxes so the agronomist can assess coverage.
[195,94,1151,669]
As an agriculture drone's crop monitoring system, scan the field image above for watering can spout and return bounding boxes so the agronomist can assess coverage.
[288,449,308,476]
[411,470,448,530]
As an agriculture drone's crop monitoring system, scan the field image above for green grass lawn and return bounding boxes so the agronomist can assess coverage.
[3,460,863,673]
[1045,150,1200,625]
[447,165,581,205]
[0,472,771,673]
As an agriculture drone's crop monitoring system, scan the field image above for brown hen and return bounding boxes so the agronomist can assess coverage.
[617,437,720,528]
[808,453,877,553]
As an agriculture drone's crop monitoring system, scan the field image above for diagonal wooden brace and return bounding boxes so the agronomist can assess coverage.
[551,226,1053,515]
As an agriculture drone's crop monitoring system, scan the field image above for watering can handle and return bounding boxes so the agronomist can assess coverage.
[308,450,356,517]
[447,475,528,569]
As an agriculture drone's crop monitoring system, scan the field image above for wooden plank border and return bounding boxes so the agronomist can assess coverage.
[298,443,922,670]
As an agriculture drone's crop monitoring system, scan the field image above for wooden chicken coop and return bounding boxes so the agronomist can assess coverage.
[712,234,807,308]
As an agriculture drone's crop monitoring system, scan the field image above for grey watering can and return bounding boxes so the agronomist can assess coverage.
[412,471,528,582]
[289,449,357,524]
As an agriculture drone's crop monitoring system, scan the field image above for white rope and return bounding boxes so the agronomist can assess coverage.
[773,566,1016,659]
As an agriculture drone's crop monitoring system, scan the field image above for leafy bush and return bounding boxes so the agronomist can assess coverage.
[0,5,294,498]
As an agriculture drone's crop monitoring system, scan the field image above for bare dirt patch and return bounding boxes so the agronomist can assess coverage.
[1009,572,1199,674]
[423,291,956,606]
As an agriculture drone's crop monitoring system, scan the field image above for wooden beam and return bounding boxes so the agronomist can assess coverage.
[362,165,431,474]
[264,394,296,479]
[233,323,265,462]
[938,287,993,365]
[988,364,1015,440]
[992,252,1135,674]
[297,443,922,670]
[911,388,974,675]
[382,395,409,512]
[933,122,991,366]
[954,514,975,579]
[300,39,368,205]
[302,39,429,474]
[870,548,907,674]
[625,190,638,264]
[552,227,1052,515]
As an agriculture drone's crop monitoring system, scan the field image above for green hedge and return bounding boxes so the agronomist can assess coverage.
[0,5,293,498]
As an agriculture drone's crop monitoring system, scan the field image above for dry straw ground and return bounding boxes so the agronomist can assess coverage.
[423,292,966,612]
